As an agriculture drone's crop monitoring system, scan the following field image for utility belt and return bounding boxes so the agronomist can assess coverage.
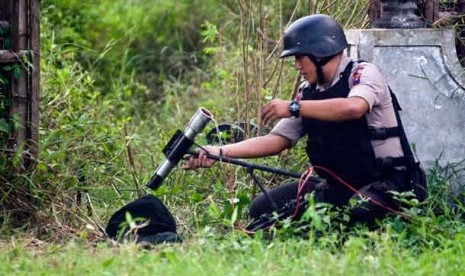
[376,156,409,171]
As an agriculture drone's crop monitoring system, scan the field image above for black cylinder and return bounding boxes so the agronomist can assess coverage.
[146,174,165,190]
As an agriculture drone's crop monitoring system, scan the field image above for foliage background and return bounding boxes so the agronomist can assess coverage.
[19,0,375,237]
[1,0,465,274]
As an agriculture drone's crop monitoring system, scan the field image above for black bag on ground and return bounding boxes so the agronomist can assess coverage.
[105,194,182,244]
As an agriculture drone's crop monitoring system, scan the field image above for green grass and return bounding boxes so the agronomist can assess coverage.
[1,229,465,275]
[2,1,465,275]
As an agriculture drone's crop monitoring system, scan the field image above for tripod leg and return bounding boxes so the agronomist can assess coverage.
[247,167,278,211]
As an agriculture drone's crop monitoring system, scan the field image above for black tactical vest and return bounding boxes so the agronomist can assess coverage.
[301,62,382,189]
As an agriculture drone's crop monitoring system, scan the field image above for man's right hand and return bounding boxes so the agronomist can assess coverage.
[183,145,222,170]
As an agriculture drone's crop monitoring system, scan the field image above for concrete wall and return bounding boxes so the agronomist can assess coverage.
[346,28,465,188]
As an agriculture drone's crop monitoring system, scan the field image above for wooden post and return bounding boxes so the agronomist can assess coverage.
[9,0,28,167]
[28,0,40,166]
[0,0,40,171]
[0,0,40,223]
[459,0,465,11]
[369,0,382,26]
[0,1,5,20]
[457,0,465,66]
[418,0,439,26]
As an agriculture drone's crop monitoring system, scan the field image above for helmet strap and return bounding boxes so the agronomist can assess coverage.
[308,55,335,85]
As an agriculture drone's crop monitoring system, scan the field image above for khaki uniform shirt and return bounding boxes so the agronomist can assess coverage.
[270,54,404,158]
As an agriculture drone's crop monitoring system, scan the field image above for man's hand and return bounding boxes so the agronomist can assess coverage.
[184,145,221,170]
[260,99,292,126]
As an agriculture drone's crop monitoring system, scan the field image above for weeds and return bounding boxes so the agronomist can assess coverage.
[1,1,465,274]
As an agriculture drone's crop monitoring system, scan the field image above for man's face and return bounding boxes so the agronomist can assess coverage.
[294,55,317,84]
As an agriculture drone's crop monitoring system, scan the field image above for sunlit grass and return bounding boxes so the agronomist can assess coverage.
[2,1,465,275]
[1,228,465,275]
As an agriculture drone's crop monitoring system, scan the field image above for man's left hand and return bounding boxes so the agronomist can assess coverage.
[260,99,291,126]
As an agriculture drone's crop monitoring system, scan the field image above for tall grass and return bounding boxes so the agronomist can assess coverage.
[33,0,377,236]
[1,3,464,269]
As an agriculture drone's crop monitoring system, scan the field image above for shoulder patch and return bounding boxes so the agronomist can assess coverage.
[351,65,366,86]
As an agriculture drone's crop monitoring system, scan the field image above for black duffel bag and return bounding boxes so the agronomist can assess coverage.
[106,194,182,244]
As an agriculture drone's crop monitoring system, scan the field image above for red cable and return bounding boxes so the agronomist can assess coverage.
[237,165,413,235]
[310,165,411,219]
[292,167,314,217]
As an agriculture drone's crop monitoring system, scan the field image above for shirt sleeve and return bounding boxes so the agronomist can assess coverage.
[269,117,303,146]
[348,62,387,112]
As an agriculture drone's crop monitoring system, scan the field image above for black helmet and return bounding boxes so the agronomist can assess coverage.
[280,14,348,58]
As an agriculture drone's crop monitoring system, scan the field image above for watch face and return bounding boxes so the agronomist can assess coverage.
[289,100,300,117]
[290,102,299,111]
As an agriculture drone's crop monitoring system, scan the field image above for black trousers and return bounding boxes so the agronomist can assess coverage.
[249,169,409,227]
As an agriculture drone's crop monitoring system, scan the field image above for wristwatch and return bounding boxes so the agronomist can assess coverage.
[288,100,301,118]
